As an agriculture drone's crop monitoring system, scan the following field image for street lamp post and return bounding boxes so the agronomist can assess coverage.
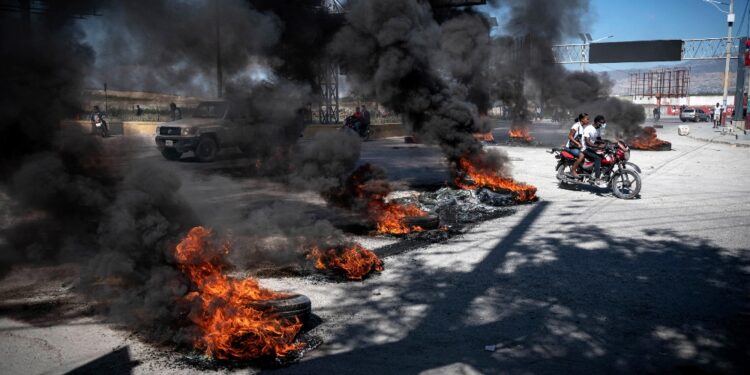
[722,0,735,125]
[704,0,735,125]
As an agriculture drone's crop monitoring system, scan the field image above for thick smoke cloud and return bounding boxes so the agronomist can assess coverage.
[494,0,589,43]
[87,0,282,96]
[557,72,646,136]
[87,0,342,96]
[484,0,645,134]
[249,0,344,88]
[0,0,361,348]
[289,131,363,191]
[0,5,94,176]
[485,0,590,122]
[438,11,493,113]
[1,1,100,276]
[330,0,488,163]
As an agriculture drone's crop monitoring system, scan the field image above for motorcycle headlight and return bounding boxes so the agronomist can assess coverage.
[182,127,197,136]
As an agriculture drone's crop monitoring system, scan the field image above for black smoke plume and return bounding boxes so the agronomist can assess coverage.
[0,1,203,347]
[0,0,366,350]
[87,0,282,96]
[330,0,490,164]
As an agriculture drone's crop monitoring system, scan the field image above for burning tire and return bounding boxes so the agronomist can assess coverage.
[610,169,641,199]
[402,214,440,230]
[161,148,182,161]
[248,294,312,324]
[195,136,218,162]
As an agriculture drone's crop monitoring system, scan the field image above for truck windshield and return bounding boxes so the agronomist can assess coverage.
[193,102,227,118]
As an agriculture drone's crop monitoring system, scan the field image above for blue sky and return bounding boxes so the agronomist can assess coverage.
[480,0,750,71]
[481,0,750,42]
[584,0,750,42]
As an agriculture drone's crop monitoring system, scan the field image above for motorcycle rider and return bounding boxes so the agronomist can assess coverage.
[566,113,587,156]
[568,113,589,178]
[90,105,109,137]
[578,115,607,186]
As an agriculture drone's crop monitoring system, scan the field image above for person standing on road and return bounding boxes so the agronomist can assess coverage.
[361,105,371,134]
[569,113,589,178]
[135,104,143,117]
[170,102,182,121]
[714,102,721,128]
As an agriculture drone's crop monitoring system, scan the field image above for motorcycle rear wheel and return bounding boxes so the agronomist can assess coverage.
[556,164,575,186]
[610,169,641,199]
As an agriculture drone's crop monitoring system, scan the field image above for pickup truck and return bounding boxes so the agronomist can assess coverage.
[154,101,255,162]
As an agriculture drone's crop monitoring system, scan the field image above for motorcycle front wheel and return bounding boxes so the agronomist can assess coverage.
[610,169,641,199]
[625,162,642,174]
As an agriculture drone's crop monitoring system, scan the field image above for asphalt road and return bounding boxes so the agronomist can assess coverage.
[1,120,748,374]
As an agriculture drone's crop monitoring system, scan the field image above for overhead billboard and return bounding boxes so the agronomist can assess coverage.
[589,40,683,63]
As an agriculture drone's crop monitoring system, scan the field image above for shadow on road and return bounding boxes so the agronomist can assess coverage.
[64,346,140,375]
[271,201,750,374]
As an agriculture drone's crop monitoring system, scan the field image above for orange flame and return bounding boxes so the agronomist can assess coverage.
[508,128,534,142]
[628,127,671,151]
[455,158,537,202]
[369,200,427,234]
[339,164,429,234]
[307,244,384,280]
[174,226,303,360]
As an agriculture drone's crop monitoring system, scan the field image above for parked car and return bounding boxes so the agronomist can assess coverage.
[680,108,709,122]
[154,101,256,162]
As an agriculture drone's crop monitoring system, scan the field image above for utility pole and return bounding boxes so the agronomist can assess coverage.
[214,0,223,98]
[722,0,735,124]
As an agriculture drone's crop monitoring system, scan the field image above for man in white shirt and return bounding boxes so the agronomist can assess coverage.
[578,115,606,185]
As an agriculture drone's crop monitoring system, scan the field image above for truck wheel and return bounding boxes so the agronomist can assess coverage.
[195,136,218,162]
[161,148,182,161]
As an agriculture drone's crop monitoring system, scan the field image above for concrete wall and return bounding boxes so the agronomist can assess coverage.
[123,121,159,137]
[60,120,407,140]
[302,123,405,139]
[628,95,736,107]
[61,120,155,137]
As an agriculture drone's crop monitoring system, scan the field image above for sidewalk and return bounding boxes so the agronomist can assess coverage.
[680,122,750,147]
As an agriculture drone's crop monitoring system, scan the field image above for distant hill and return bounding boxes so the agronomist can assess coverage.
[605,60,740,96]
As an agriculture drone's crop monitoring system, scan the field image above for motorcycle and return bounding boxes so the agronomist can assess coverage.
[550,140,642,199]
[340,115,372,141]
[92,112,109,138]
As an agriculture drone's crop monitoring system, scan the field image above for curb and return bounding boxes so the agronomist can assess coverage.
[684,130,750,148]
